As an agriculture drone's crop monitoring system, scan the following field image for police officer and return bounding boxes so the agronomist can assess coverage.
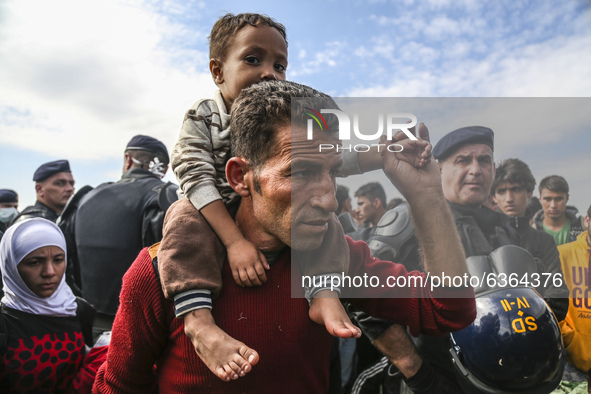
[350,127,565,393]
[74,135,178,338]
[0,189,19,239]
[417,126,565,392]
[0,189,20,296]
[12,160,75,224]
[433,127,567,312]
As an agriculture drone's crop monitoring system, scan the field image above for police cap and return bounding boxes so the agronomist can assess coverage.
[126,135,169,164]
[0,189,18,203]
[433,126,494,162]
[33,160,71,182]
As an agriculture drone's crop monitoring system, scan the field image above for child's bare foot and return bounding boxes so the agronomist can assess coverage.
[308,291,361,339]
[184,309,259,381]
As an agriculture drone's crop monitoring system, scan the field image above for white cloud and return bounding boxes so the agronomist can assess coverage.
[347,30,591,97]
[422,16,461,39]
[290,41,346,77]
[0,0,216,160]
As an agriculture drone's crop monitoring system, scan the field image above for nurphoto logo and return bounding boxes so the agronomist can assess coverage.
[305,109,418,153]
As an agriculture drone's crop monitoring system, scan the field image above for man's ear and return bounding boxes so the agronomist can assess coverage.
[210,59,224,85]
[372,198,382,209]
[584,215,590,229]
[123,153,133,172]
[35,182,43,197]
[438,161,443,174]
[226,157,251,197]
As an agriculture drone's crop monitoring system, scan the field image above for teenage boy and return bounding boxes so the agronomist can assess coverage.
[532,175,585,245]
[492,158,568,319]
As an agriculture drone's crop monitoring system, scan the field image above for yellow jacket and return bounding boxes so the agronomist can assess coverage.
[559,231,591,372]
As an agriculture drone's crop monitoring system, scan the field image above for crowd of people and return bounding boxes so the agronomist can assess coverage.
[0,11,589,394]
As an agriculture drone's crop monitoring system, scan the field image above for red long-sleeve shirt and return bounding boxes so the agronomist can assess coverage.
[93,238,475,393]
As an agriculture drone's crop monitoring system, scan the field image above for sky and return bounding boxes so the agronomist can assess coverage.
[1,0,590,212]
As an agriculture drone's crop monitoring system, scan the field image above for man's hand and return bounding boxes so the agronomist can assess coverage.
[382,123,468,280]
[381,123,441,200]
[227,238,269,287]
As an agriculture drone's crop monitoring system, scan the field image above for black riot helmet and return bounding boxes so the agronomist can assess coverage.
[449,246,565,393]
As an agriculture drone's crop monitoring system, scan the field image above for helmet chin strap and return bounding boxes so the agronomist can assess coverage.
[130,157,166,178]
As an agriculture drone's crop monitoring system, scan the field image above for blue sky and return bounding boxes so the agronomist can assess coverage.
[1,0,590,211]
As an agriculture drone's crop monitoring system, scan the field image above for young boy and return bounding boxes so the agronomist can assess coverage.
[157,13,363,383]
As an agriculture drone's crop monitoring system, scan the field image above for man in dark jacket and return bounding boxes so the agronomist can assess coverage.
[11,160,75,224]
[408,126,566,393]
[74,135,178,338]
[492,158,569,319]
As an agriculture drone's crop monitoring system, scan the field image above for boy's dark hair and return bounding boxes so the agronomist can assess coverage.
[538,175,569,195]
[355,182,387,208]
[492,158,536,194]
[209,13,287,61]
[336,185,350,215]
[230,80,339,191]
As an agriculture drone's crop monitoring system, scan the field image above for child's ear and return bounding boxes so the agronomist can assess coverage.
[226,157,251,197]
[210,59,224,85]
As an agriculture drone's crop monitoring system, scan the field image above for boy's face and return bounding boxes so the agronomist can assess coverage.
[493,181,532,217]
[212,24,288,109]
[540,189,568,220]
[355,196,380,226]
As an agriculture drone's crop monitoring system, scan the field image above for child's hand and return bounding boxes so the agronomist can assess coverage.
[227,238,270,287]
[383,123,432,169]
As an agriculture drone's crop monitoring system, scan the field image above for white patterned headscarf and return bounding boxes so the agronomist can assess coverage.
[0,218,76,316]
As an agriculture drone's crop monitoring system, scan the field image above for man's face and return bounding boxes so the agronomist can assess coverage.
[494,181,532,217]
[540,189,568,220]
[37,172,75,213]
[215,24,288,108]
[248,124,341,251]
[355,196,380,226]
[440,144,494,207]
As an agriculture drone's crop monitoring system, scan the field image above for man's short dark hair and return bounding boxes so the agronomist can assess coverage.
[539,175,569,195]
[492,158,536,194]
[336,185,350,215]
[230,80,339,175]
[355,182,387,207]
[587,204,591,218]
[209,13,287,61]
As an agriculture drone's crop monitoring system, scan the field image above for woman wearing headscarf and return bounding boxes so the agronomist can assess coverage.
[0,218,94,392]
